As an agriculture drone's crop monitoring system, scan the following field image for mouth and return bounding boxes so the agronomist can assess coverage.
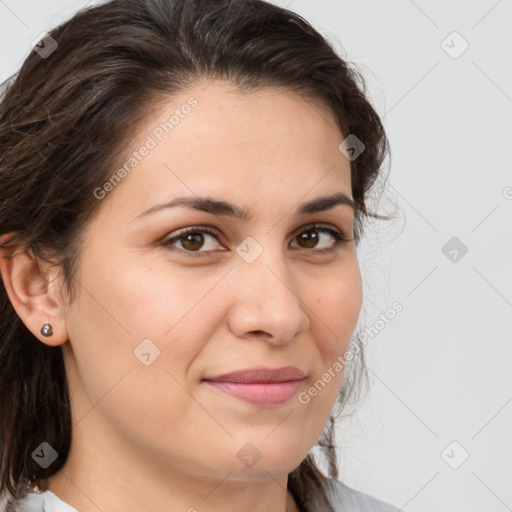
[201,366,307,407]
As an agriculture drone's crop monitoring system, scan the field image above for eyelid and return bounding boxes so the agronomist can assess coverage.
[291,222,349,239]
[167,222,349,239]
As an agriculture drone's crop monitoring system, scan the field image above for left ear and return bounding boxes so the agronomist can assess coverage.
[0,233,69,347]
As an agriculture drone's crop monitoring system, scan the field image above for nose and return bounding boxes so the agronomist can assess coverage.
[226,246,311,345]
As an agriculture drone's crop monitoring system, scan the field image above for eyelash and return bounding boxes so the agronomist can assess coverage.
[161,223,352,257]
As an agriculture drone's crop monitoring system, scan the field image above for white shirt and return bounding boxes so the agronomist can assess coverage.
[4,478,400,511]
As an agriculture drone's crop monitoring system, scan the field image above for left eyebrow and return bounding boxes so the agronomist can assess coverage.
[134,192,356,222]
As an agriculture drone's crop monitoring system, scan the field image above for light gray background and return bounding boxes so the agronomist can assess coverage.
[1,1,511,511]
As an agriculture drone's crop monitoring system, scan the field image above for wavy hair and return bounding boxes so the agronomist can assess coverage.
[0,1,390,510]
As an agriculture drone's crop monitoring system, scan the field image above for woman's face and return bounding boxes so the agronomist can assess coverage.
[49,81,362,495]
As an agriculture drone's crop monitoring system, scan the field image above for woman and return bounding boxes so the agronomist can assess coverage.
[0,0,398,511]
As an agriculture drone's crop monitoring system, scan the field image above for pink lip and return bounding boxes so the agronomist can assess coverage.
[203,380,305,406]
[202,366,306,407]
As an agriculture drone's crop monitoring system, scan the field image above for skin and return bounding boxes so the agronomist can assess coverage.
[0,80,362,512]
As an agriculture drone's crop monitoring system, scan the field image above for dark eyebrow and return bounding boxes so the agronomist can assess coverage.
[134,192,356,222]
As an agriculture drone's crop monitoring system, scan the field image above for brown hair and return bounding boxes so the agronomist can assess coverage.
[0,0,390,510]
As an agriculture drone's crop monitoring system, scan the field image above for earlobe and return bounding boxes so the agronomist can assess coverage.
[0,234,69,347]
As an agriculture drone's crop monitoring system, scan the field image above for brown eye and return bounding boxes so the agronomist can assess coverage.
[297,228,320,249]
[162,224,350,257]
[180,232,206,251]
[290,225,349,253]
[162,227,223,254]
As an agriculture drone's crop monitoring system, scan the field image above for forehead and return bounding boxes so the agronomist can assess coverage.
[135,80,344,161]
[98,80,352,219]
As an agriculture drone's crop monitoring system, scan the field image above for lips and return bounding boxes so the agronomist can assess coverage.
[202,366,306,407]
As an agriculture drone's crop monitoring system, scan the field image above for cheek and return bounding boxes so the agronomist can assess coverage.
[64,261,223,463]
[294,262,361,413]
[122,267,230,377]
[309,262,362,355]
[64,256,198,402]
[82,253,219,343]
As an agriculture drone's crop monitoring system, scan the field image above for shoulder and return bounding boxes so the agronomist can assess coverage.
[0,490,78,512]
[0,491,44,512]
[309,477,401,512]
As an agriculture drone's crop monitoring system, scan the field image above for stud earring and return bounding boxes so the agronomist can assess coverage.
[40,322,53,337]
